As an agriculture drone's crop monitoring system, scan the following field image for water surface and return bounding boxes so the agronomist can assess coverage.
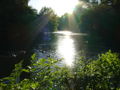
[34,31,106,66]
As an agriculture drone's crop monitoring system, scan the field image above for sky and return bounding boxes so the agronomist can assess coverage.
[28,0,79,16]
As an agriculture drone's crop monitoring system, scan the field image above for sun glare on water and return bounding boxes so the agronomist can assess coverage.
[56,31,76,66]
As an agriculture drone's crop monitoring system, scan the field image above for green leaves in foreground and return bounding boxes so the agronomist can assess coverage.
[29,57,70,90]
[73,50,120,90]
[0,55,70,90]
[1,51,120,90]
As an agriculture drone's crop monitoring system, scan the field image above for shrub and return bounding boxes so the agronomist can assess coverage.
[0,51,120,90]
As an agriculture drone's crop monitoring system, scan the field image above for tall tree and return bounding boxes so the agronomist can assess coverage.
[38,7,58,32]
[0,0,37,51]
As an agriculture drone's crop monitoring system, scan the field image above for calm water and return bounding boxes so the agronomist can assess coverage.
[33,31,106,66]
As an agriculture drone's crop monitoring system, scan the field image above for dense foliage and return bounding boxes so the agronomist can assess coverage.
[0,0,59,51]
[0,0,59,77]
[73,51,120,89]
[71,0,120,49]
[38,7,59,32]
[58,13,70,30]
[79,5,120,48]
[0,0,37,50]
[0,51,120,90]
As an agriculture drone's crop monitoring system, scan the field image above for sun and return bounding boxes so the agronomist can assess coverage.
[29,0,79,16]
[53,0,79,16]
[51,0,79,16]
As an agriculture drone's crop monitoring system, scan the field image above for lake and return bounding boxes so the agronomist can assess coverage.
[33,31,107,66]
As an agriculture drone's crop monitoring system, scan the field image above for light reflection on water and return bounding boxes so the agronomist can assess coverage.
[57,34,75,66]
[35,31,107,67]
[35,31,85,67]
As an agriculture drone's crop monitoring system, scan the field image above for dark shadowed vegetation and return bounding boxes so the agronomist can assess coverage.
[0,51,120,90]
[0,0,58,77]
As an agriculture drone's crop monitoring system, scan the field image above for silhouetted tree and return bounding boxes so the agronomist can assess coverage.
[38,7,58,32]
[0,0,37,51]
[0,0,37,77]
[79,3,120,49]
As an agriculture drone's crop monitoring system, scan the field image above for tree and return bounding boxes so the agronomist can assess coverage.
[38,7,59,32]
[0,0,37,78]
[78,2,120,48]
[39,7,55,16]
[58,13,70,30]
[0,0,37,51]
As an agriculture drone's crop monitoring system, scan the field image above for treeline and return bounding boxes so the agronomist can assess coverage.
[79,0,120,50]
[58,0,120,51]
[0,0,58,52]
[0,0,36,51]
[0,0,59,77]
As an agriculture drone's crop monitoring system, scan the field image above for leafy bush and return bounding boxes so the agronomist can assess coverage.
[0,54,71,90]
[0,51,120,90]
[73,50,120,89]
